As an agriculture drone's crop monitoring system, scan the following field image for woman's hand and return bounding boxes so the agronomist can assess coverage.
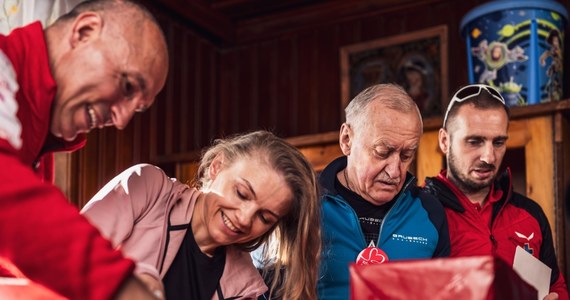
[543,292,559,300]
[136,273,165,300]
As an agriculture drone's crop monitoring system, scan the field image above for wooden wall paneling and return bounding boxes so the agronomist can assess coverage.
[96,128,110,192]
[337,19,362,49]
[337,21,361,120]
[295,30,314,135]
[416,130,442,186]
[275,37,297,135]
[141,110,155,163]
[284,131,339,172]
[131,112,142,164]
[147,0,234,44]
[238,46,257,130]
[552,112,570,281]
[204,43,219,148]
[174,27,187,154]
[176,161,200,186]
[189,37,203,150]
[555,112,570,277]
[249,44,260,131]
[524,116,555,233]
[164,21,177,156]
[219,50,238,134]
[174,24,188,154]
[253,42,273,131]
[101,128,131,197]
[235,0,446,44]
[74,131,103,208]
[268,40,279,132]
[185,36,199,151]
[154,79,167,158]
[148,88,159,161]
[316,26,341,133]
[445,0,478,96]
[54,152,74,202]
[293,30,321,135]
[309,30,320,134]
[114,127,134,182]
[152,18,170,158]
[360,10,390,42]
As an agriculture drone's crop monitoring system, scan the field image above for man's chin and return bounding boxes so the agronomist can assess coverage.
[367,191,397,206]
[465,178,494,191]
[54,129,81,142]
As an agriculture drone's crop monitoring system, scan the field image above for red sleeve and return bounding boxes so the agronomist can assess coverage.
[0,146,135,299]
[550,274,569,300]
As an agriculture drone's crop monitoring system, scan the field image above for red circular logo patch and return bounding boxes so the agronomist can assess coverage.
[356,247,389,265]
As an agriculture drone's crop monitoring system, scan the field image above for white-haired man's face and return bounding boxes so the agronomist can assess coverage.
[342,101,422,205]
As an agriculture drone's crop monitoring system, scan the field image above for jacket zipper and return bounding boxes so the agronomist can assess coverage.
[488,182,512,254]
[377,179,413,246]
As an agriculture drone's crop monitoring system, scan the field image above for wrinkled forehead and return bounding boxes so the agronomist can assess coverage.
[356,120,421,151]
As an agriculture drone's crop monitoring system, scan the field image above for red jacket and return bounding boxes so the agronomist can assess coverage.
[0,22,134,299]
[424,169,569,299]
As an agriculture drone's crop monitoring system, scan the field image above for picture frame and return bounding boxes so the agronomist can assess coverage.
[340,25,448,119]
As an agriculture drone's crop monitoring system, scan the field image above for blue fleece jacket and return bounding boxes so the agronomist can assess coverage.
[317,157,450,299]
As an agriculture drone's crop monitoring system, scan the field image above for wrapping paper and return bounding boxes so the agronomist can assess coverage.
[350,255,537,300]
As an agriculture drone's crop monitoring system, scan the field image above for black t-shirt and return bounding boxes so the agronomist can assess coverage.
[334,175,394,245]
[163,224,226,300]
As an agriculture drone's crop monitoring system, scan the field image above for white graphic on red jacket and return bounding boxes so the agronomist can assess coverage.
[515,231,535,254]
[0,50,22,150]
[515,231,534,241]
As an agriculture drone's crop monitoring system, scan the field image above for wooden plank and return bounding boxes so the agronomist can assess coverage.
[148,0,234,43]
[506,120,532,149]
[416,130,442,185]
[176,161,200,187]
[236,0,445,44]
[560,112,570,279]
[298,143,342,172]
[553,112,568,275]
[525,116,555,235]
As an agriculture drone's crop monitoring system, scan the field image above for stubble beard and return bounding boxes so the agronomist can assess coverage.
[447,147,494,195]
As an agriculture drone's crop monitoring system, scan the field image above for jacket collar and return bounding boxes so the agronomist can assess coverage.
[318,156,416,198]
[424,168,513,213]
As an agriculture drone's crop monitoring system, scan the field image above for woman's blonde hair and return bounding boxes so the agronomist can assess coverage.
[196,130,321,299]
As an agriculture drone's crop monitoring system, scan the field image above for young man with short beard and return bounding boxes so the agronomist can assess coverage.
[423,84,568,300]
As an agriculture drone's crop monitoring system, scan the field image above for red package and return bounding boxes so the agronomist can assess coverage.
[0,278,67,300]
[350,255,537,300]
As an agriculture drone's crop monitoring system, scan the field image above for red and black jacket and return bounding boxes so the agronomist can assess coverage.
[423,169,568,299]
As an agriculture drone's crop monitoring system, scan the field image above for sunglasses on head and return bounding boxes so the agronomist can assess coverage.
[443,84,506,127]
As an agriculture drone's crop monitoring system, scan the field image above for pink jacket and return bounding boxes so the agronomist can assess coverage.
[81,164,268,300]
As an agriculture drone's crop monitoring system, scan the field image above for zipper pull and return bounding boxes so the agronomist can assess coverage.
[490,234,497,247]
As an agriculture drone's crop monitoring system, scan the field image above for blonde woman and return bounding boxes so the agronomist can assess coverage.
[81,130,320,299]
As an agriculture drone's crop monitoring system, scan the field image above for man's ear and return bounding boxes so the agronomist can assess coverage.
[438,128,449,154]
[209,154,224,180]
[69,12,103,48]
[339,123,352,156]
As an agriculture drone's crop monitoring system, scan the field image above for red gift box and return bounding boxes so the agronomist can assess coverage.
[0,278,67,300]
[350,255,537,300]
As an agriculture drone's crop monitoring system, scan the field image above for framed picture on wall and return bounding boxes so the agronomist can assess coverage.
[340,25,448,119]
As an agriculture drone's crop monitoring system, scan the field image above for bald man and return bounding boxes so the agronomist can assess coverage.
[0,0,168,299]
